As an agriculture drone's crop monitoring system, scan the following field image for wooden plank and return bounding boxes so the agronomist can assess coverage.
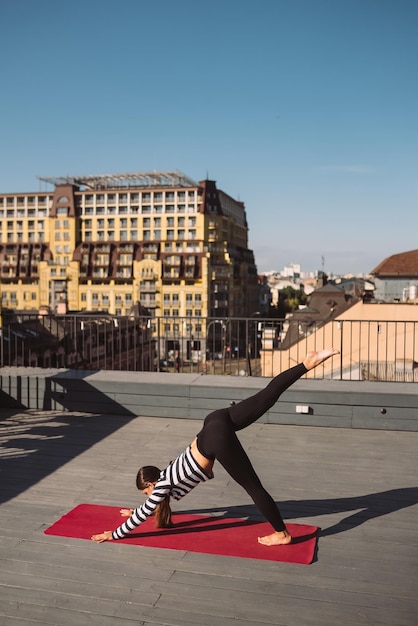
[1,409,417,626]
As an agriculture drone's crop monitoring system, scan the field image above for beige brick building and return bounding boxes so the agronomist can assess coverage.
[0,172,259,333]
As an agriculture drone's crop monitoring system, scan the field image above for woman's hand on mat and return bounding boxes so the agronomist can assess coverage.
[91,530,113,543]
[120,508,134,517]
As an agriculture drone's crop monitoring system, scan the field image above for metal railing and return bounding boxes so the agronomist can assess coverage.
[0,313,417,382]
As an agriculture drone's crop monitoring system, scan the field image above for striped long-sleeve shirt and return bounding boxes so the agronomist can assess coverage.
[112,445,214,539]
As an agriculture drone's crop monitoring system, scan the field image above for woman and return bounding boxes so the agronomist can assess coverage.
[92,348,338,546]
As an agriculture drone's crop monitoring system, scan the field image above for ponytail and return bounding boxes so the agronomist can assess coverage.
[136,465,173,529]
[154,496,173,528]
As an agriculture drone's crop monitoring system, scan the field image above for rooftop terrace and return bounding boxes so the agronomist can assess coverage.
[1,397,417,625]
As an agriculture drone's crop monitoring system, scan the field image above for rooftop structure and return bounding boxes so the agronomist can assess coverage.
[371,249,418,277]
[371,249,418,301]
[38,170,198,190]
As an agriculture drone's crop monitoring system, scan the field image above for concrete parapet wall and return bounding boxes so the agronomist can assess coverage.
[1,367,417,431]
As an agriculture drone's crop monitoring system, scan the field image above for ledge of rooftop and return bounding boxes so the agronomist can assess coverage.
[1,366,418,431]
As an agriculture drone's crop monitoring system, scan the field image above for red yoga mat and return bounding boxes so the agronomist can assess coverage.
[44,503,318,565]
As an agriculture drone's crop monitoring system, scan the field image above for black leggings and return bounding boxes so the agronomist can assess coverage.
[196,363,307,532]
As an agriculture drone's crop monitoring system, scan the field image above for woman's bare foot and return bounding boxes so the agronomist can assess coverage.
[303,348,339,370]
[258,530,292,546]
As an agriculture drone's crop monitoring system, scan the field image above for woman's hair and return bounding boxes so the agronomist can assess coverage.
[136,465,173,528]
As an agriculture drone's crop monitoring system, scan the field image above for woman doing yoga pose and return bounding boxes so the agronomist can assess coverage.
[91,348,338,546]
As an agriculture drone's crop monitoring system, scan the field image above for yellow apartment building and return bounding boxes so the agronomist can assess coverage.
[0,172,259,335]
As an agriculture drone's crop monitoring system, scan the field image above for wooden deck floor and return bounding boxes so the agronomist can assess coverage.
[1,408,417,626]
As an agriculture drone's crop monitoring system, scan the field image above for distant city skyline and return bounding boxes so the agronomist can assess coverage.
[1,0,417,277]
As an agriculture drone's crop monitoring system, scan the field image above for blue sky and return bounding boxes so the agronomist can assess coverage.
[1,0,417,275]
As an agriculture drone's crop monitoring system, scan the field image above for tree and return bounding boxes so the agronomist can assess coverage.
[276,286,308,317]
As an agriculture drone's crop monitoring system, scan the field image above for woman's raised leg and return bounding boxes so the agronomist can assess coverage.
[229,348,339,431]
